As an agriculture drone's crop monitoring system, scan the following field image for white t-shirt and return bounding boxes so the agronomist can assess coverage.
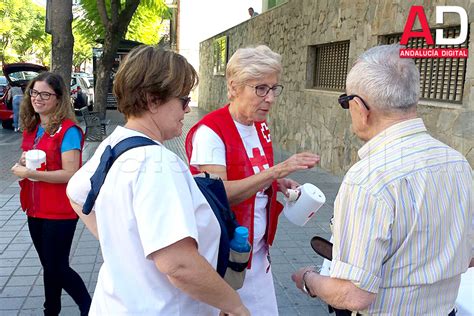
[67,126,220,315]
[190,123,269,252]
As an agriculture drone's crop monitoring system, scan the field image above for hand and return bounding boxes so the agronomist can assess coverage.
[292,266,317,292]
[19,152,26,166]
[219,304,250,316]
[277,178,300,197]
[273,152,320,179]
[11,163,30,179]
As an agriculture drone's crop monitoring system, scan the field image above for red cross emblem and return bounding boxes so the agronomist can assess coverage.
[260,123,271,143]
[249,147,269,172]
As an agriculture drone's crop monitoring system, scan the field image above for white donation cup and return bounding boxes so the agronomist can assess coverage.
[25,150,46,181]
[283,183,326,226]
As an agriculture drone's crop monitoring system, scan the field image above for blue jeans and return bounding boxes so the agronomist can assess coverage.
[12,95,22,129]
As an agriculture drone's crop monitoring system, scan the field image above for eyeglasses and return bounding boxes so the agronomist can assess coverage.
[338,94,370,110]
[179,96,191,110]
[246,84,284,97]
[29,88,57,101]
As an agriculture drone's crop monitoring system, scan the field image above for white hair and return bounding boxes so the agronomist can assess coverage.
[226,45,282,99]
[346,44,420,112]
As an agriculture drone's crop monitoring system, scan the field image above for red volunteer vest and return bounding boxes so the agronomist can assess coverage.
[19,119,84,219]
[185,105,283,252]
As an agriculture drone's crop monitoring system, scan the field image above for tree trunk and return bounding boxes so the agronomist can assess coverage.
[93,0,140,118]
[50,0,73,86]
[94,31,121,118]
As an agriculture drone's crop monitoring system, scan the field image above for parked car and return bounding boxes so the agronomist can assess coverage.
[0,63,48,129]
[74,72,93,87]
[86,73,94,87]
[0,76,7,97]
[71,73,94,111]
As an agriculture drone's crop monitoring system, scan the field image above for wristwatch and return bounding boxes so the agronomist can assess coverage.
[302,269,317,297]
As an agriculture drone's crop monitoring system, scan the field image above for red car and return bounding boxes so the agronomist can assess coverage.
[0,63,48,129]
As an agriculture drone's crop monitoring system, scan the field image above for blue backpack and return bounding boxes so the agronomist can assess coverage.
[82,136,239,277]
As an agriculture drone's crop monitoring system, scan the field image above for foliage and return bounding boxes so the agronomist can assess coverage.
[72,21,94,70]
[74,0,172,115]
[35,36,52,66]
[76,0,171,45]
[0,0,50,64]
[126,3,170,44]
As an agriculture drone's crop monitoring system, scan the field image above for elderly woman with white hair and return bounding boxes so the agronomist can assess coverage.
[185,45,320,314]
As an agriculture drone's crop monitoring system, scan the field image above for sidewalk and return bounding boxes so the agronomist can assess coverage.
[0,107,342,316]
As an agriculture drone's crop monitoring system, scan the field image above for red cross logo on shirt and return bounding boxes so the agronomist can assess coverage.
[249,148,269,172]
[260,123,271,143]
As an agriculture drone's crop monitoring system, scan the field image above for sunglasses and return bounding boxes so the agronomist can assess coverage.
[338,94,370,110]
[179,96,191,110]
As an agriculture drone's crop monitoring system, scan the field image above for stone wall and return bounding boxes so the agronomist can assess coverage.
[198,0,474,175]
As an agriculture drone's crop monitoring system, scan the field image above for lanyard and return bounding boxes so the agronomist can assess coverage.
[33,126,45,149]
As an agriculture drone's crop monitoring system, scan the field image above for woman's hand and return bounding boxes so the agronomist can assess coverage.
[277,178,300,197]
[19,152,26,166]
[219,305,250,316]
[152,237,249,314]
[273,152,320,179]
[11,163,31,179]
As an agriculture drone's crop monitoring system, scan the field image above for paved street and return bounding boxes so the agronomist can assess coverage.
[0,107,342,315]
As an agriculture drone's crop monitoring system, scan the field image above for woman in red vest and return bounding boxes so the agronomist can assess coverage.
[185,45,320,315]
[11,72,91,316]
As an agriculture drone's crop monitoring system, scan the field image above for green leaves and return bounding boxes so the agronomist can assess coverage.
[73,20,93,69]
[0,0,50,64]
[75,0,170,45]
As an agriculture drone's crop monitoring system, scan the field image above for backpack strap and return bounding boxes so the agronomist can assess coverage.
[82,136,158,215]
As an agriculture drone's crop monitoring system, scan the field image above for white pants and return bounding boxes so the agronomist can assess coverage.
[237,245,278,316]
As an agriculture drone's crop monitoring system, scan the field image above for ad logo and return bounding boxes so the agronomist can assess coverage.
[399,6,469,58]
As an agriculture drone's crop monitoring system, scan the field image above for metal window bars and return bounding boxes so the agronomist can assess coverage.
[382,25,469,103]
[313,41,350,91]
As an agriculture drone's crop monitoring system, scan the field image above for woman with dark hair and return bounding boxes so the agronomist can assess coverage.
[67,46,249,315]
[11,72,91,316]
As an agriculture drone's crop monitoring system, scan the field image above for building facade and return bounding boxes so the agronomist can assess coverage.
[198,0,474,175]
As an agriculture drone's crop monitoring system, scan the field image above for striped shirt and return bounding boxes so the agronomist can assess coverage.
[330,118,473,315]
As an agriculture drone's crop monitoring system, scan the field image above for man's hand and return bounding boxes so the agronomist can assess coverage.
[291,266,317,293]
[292,266,376,311]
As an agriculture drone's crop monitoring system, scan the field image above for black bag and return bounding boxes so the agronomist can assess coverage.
[310,236,333,260]
[82,136,241,278]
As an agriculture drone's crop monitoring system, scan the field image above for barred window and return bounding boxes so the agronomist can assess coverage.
[213,36,228,76]
[309,41,350,91]
[381,26,469,103]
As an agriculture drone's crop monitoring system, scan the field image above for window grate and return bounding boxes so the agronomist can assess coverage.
[382,26,469,103]
[312,41,350,91]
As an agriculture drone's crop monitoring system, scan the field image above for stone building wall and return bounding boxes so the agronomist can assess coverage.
[198,0,474,175]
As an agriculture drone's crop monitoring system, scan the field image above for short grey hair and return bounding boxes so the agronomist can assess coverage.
[346,44,420,112]
[226,45,282,98]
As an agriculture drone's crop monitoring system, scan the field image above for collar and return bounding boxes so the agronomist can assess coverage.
[358,118,427,159]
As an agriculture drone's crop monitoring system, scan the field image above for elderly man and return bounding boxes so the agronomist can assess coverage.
[292,44,473,315]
